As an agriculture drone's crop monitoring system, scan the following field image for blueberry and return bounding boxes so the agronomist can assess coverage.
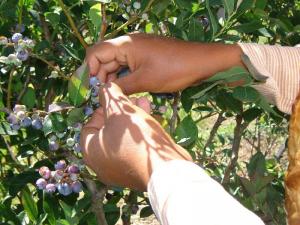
[7,113,18,125]
[71,181,82,193]
[73,143,81,153]
[74,132,80,143]
[49,141,59,151]
[15,24,25,33]
[57,183,72,196]
[39,166,51,179]
[11,33,23,43]
[45,183,56,193]
[13,104,27,113]
[54,160,66,170]
[36,178,47,190]
[10,123,20,131]
[32,119,43,130]
[133,2,141,9]
[68,165,79,174]
[89,76,99,87]
[16,49,29,61]
[66,138,75,147]
[53,170,64,181]
[91,87,99,97]
[16,110,26,120]
[73,122,82,132]
[69,173,78,181]
[84,106,93,117]
[20,117,32,127]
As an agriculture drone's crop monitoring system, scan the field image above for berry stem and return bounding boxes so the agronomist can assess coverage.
[57,0,88,49]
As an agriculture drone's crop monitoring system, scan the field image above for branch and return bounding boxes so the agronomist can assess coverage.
[6,67,15,110]
[30,54,69,80]
[170,92,180,135]
[222,115,249,185]
[99,3,107,41]
[105,0,156,39]
[17,73,30,103]
[57,0,88,49]
[199,113,225,160]
[1,135,23,171]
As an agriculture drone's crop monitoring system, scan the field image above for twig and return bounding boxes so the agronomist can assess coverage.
[170,92,180,135]
[6,67,15,110]
[199,113,225,160]
[30,54,69,80]
[1,135,23,171]
[57,0,88,49]
[222,115,249,185]
[17,73,30,103]
[99,3,107,41]
[105,0,156,39]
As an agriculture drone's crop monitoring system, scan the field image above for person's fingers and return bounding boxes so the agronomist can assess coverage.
[99,82,132,120]
[114,69,145,95]
[86,55,101,76]
[97,61,120,83]
[130,97,138,105]
[107,73,117,83]
[83,108,105,130]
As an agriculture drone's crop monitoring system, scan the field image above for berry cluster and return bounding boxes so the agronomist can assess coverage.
[36,161,83,196]
[119,1,148,21]
[7,105,43,131]
[0,27,34,66]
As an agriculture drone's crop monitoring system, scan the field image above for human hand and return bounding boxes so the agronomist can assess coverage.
[85,33,244,95]
[80,83,192,191]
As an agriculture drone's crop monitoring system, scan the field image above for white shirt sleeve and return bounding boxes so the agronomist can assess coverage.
[147,160,265,225]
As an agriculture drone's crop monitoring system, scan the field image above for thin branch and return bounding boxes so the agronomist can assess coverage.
[199,113,225,160]
[6,67,15,110]
[99,3,107,41]
[17,73,30,103]
[57,0,88,49]
[222,115,249,185]
[30,54,69,80]
[105,0,156,39]
[1,135,23,171]
[170,92,180,135]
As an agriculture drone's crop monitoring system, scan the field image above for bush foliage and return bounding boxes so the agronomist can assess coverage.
[0,0,299,224]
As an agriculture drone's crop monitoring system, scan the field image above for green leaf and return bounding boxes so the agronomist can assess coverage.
[68,63,89,107]
[20,83,36,109]
[247,151,266,178]
[204,67,251,83]
[42,116,53,136]
[43,198,56,225]
[89,3,102,28]
[175,116,198,147]
[49,113,67,133]
[237,0,254,15]
[191,81,221,99]
[221,0,235,16]
[232,86,260,103]
[21,187,38,222]
[67,108,85,126]
[0,88,4,108]
[140,206,154,218]
[242,108,262,123]
[45,12,60,27]
[257,97,281,117]
[174,0,193,10]
[206,0,219,39]
[233,20,264,33]
[59,200,76,223]
[57,219,71,225]
[216,90,242,114]
[188,18,204,41]
[0,122,19,135]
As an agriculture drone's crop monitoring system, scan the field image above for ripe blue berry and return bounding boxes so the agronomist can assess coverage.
[49,140,59,151]
[32,119,43,130]
[84,106,93,117]
[57,183,72,196]
[53,170,64,181]
[20,117,32,127]
[71,181,82,193]
[11,123,20,131]
[11,33,23,43]
[91,87,99,97]
[89,76,99,87]
[7,113,18,124]
[16,49,29,61]
[36,178,47,190]
[74,132,80,143]
[39,166,51,179]
[68,165,79,174]
[15,24,25,33]
[45,183,56,193]
[73,143,81,153]
[54,160,66,170]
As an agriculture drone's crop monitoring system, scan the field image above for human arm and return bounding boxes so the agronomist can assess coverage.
[80,82,264,225]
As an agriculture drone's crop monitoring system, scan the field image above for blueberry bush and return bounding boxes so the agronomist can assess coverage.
[0,0,299,224]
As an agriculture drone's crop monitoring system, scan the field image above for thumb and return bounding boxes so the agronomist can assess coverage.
[99,82,133,120]
[114,69,145,95]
